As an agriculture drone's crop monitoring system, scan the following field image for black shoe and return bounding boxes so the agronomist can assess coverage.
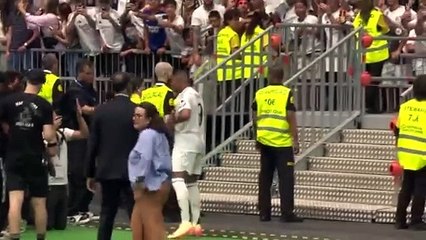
[280,215,304,223]
[259,215,271,222]
[394,222,408,230]
[410,222,426,231]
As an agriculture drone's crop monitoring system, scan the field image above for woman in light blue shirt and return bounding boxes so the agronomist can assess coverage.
[128,102,172,240]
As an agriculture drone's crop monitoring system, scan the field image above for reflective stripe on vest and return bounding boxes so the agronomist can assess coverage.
[241,26,268,79]
[216,26,242,81]
[255,85,292,147]
[353,9,389,64]
[141,84,172,117]
[38,72,59,104]
[397,99,426,171]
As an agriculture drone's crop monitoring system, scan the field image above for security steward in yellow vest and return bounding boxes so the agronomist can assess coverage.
[352,4,389,113]
[216,8,242,83]
[140,62,179,222]
[394,75,426,230]
[252,64,303,223]
[38,54,64,110]
[140,62,175,118]
[241,12,268,79]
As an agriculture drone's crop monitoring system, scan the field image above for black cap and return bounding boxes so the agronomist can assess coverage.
[24,69,46,85]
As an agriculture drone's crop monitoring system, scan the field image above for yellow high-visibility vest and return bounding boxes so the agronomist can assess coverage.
[255,85,292,147]
[353,8,389,64]
[216,26,242,81]
[241,26,268,79]
[397,99,426,171]
[141,83,174,117]
[38,70,62,104]
[130,93,142,104]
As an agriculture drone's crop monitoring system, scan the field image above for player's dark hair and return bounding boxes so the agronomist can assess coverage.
[111,72,131,94]
[76,58,93,74]
[24,69,46,85]
[139,102,173,148]
[208,10,221,20]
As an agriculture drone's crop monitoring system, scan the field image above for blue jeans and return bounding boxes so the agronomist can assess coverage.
[7,51,35,71]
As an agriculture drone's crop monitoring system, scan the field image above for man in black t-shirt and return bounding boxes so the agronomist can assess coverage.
[0,69,57,240]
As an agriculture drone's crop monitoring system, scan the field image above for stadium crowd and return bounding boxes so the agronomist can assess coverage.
[0,0,426,239]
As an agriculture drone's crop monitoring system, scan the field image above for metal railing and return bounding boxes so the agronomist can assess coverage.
[361,35,426,112]
[196,23,364,167]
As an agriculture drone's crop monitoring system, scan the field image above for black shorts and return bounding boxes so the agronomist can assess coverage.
[5,156,48,198]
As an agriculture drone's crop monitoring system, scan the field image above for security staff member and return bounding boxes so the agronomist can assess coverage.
[252,63,303,223]
[352,0,389,113]
[140,62,179,222]
[394,75,426,231]
[38,54,64,111]
[141,62,175,122]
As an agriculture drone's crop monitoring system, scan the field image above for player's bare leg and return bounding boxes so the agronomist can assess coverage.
[8,191,24,240]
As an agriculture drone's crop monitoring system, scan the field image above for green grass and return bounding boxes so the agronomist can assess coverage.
[20,226,234,240]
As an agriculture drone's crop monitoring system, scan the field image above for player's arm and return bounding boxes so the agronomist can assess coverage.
[163,90,175,127]
[43,105,57,157]
[285,92,299,151]
[174,96,191,124]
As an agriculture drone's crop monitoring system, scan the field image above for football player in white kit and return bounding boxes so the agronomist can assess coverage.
[168,71,205,239]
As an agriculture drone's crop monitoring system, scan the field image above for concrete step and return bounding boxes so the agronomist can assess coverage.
[341,129,395,145]
[220,153,260,168]
[199,181,395,206]
[201,193,389,222]
[236,140,310,154]
[325,143,396,160]
[203,167,394,191]
[308,157,391,175]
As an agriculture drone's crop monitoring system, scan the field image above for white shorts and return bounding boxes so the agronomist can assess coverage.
[172,149,204,175]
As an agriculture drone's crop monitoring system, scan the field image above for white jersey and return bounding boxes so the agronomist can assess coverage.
[174,87,205,153]
[47,128,74,186]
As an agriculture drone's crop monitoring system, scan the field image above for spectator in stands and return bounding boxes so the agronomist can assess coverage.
[191,0,225,66]
[394,74,426,230]
[96,0,124,76]
[353,0,390,113]
[119,0,147,77]
[161,0,185,70]
[140,0,168,77]
[20,0,61,49]
[5,0,42,71]
[67,0,101,66]
[53,2,79,77]
[237,0,251,19]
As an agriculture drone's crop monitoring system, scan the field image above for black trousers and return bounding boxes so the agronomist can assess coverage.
[0,158,7,231]
[47,185,68,230]
[365,60,386,112]
[98,180,134,240]
[258,144,295,217]
[395,168,426,224]
[68,173,93,216]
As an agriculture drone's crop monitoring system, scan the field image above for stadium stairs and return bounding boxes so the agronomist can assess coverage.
[198,125,424,223]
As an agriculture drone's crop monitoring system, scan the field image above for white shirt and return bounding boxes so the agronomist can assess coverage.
[321,10,352,72]
[174,87,205,153]
[95,9,124,51]
[384,5,416,29]
[165,15,185,57]
[48,128,74,186]
[69,8,101,53]
[129,11,145,39]
[292,14,320,54]
[191,4,225,31]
